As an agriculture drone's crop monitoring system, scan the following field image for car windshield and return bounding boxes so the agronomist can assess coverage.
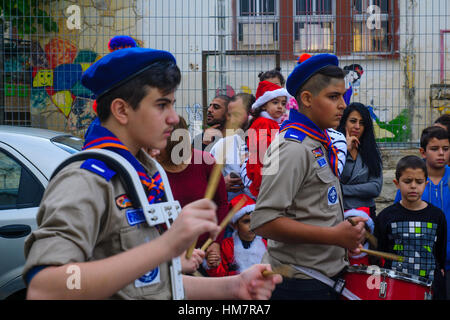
[51,135,84,154]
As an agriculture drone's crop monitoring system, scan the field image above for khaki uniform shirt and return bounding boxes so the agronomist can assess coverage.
[250,131,348,279]
[23,151,173,299]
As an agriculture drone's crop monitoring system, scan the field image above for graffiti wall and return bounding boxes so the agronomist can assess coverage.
[3,0,141,136]
[29,38,98,136]
[342,63,411,143]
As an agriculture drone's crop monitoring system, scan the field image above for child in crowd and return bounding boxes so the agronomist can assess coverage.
[434,114,450,134]
[258,67,298,126]
[376,155,447,299]
[395,125,450,299]
[434,114,450,166]
[242,80,291,198]
[206,194,267,277]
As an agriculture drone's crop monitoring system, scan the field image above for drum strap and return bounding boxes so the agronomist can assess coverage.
[291,265,362,300]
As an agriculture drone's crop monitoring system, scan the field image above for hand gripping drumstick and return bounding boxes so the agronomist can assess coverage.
[262,265,295,278]
[347,217,378,249]
[346,218,403,262]
[185,163,224,259]
[200,197,246,252]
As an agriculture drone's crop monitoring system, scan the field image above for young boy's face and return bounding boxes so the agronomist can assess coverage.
[394,168,427,204]
[127,87,179,151]
[306,79,347,130]
[235,214,256,242]
[265,76,283,87]
[420,137,450,170]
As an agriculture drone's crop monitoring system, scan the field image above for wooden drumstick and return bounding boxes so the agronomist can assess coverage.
[200,197,246,251]
[347,217,378,249]
[262,265,295,278]
[359,248,404,262]
[185,118,241,259]
[185,162,225,259]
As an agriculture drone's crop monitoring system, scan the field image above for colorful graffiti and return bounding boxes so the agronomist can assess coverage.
[185,103,203,138]
[342,64,410,142]
[28,38,98,133]
[344,64,364,99]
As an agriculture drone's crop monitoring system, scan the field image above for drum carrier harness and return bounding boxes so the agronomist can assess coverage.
[51,149,185,300]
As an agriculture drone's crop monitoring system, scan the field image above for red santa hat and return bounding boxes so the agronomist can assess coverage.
[251,80,291,110]
[230,194,256,224]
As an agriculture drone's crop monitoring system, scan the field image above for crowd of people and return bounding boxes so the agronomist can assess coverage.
[21,35,450,300]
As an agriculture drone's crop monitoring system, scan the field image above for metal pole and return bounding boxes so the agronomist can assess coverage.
[217,0,226,95]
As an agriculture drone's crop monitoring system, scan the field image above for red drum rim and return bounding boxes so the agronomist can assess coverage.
[346,265,433,287]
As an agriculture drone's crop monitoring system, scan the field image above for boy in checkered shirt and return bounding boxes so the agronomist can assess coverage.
[374,155,447,299]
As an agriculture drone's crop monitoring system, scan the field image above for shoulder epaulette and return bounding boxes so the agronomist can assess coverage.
[283,127,307,143]
[80,158,116,181]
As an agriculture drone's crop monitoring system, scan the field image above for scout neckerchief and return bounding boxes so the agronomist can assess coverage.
[280,111,340,177]
[83,123,166,204]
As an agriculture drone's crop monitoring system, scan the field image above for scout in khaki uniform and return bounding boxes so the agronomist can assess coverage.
[23,47,281,300]
[251,54,366,300]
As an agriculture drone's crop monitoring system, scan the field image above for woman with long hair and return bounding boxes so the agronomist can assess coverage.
[155,116,228,275]
[337,102,383,220]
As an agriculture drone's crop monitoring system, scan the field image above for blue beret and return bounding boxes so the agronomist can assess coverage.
[81,47,176,98]
[286,53,339,97]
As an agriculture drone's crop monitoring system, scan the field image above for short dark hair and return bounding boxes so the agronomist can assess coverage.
[395,155,428,180]
[296,65,345,103]
[420,126,449,150]
[96,59,181,122]
[214,94,232,109]
[258,67,285,87]
[434,114,450,133]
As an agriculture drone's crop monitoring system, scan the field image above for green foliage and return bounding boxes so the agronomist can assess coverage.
[1,0,58,35]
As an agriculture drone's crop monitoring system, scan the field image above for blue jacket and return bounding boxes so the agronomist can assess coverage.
[394,165,450,269]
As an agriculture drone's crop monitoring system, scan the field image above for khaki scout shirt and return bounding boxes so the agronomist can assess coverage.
[23,151,173,299]
[250,131,348,279]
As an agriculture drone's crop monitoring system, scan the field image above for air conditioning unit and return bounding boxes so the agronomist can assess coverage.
[242,23,274,46]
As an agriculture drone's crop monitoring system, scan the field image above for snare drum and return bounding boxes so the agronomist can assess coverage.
[343,265,433,300]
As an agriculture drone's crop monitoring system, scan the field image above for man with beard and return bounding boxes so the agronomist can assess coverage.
[193,95,230,152]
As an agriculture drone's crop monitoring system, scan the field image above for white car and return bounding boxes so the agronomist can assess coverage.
[0,126,83,299]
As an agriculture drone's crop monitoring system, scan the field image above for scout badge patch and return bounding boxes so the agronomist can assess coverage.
[312,147,324,158]
[116,194,133,209]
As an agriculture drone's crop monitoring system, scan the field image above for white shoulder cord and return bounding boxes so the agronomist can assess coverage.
[74,149,185,300]
[149,158,185,300]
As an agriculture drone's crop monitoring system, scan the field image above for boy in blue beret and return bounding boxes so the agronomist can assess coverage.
[23,47,281,300]
[251,53,367,300]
